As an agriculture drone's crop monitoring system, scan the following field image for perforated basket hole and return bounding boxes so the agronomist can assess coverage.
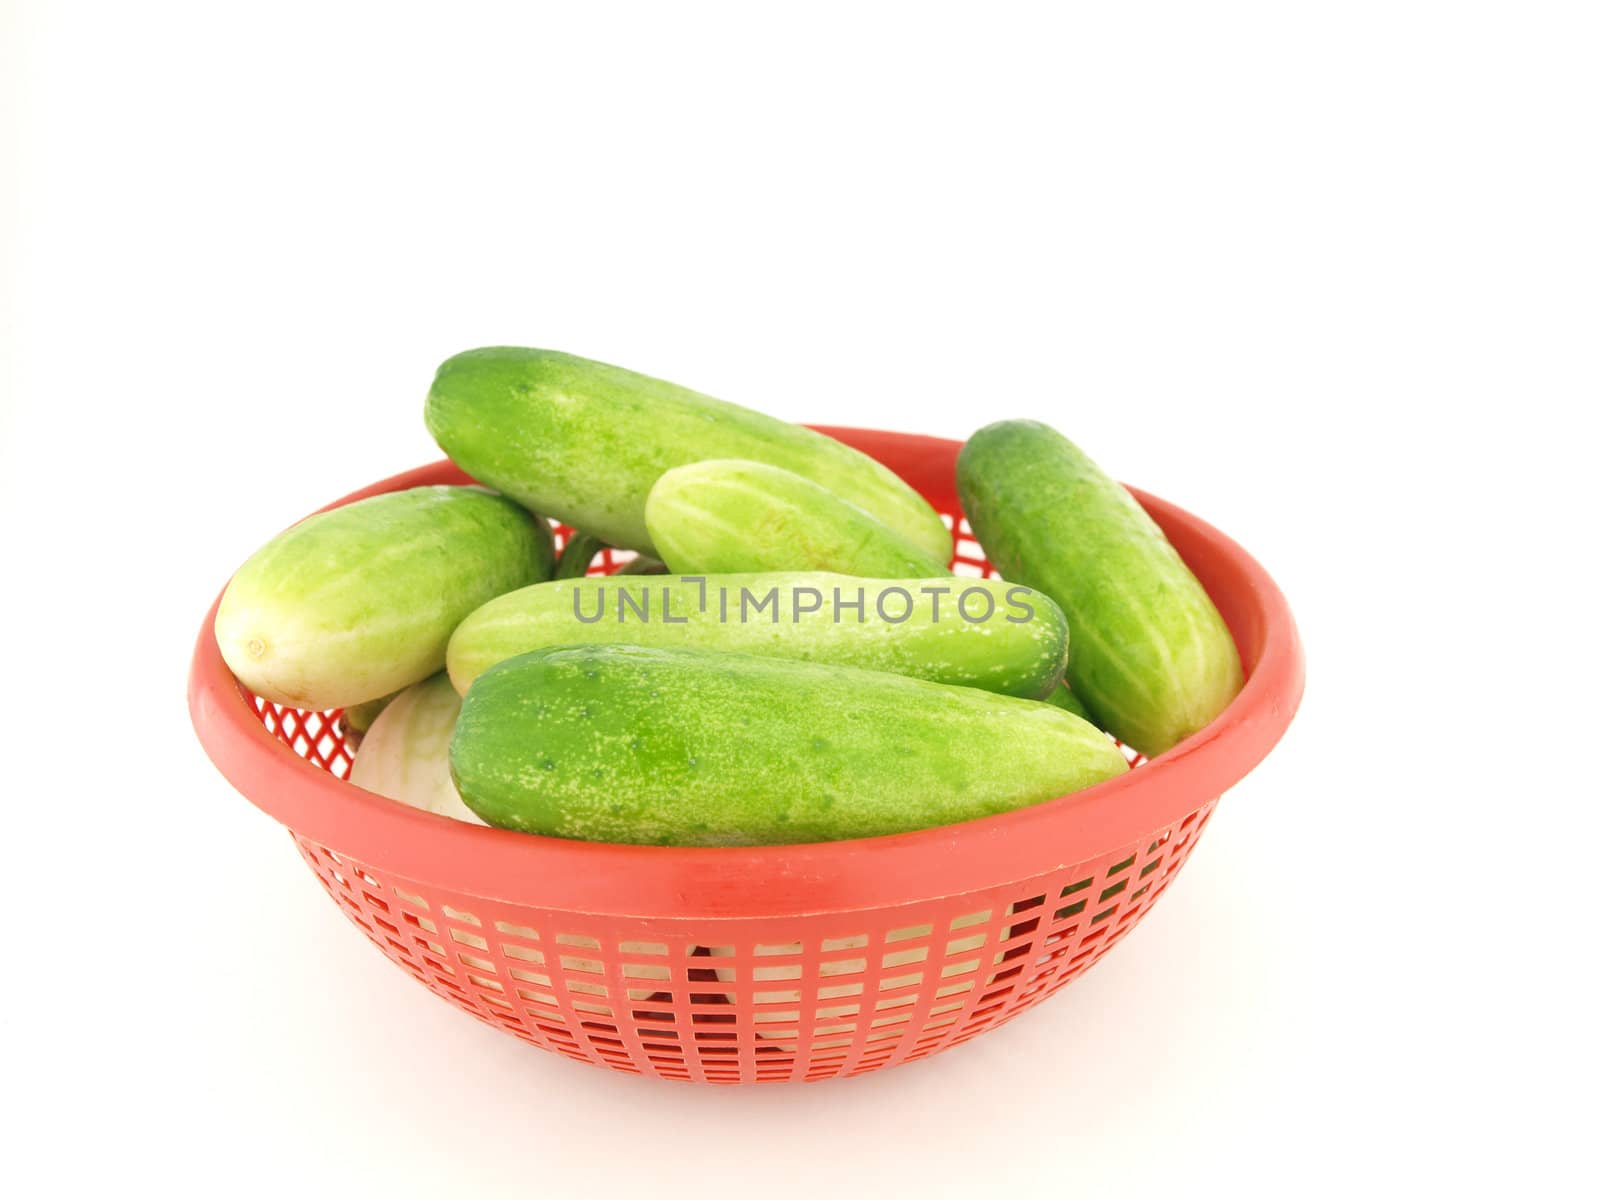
[255,699,356,778]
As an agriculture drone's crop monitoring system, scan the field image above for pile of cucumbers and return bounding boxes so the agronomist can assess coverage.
[215,349,1242,847]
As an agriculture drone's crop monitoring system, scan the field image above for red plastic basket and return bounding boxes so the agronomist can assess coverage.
[188,426,1303,1084]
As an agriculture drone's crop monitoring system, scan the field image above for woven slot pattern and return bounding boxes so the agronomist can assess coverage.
[252,517,1215,1082]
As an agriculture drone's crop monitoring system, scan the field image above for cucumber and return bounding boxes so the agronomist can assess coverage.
[553,530,607,580]
[1043,683,1095,723]
[349,674,484,824]
[450,644,1127,846]
[553,532,666,579]
[614,554,668,575]
[340,689,400,747]
[956,420,1243,755]
[645,460,951,578]
[424,348,950,560]
[215,485,555,710]
[446,572,1067,698]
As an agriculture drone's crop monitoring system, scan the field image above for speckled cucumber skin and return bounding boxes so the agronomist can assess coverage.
[215,486,555,710]
[350,674,484,824]
[646,460,951,577]
[446,572,1068,698]
[957,420,1243,756]
[424,348,951,561]
[450,644,1127,846]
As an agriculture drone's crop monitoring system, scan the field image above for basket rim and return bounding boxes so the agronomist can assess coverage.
[187,426,1304,918]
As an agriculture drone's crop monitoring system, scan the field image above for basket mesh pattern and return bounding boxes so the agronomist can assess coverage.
[250,520,1217,1083]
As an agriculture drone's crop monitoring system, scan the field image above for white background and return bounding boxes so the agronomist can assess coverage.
[3,2,1596,1196]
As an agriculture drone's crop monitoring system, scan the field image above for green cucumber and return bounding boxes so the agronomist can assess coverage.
[553,532,666,579]
[1043,683,1095,723]
[340,689,400,745]
[450,644,1127,846]
[446,573,1067,698]
[553,530,608,580]
[215,485,555,709]
[957,420,1243,755]
[614,554,668,575]
[645,459,950,577]
[349,674,484,824]
[423,348,950,560]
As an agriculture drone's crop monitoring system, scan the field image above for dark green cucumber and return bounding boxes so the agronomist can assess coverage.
[614,554,668,575]
[957,420,1243,755]
[553,532,666,579]
[645,459,951,577]
[553,531,608,580]
[424,348,951,560]
[445,572,1067,698]
[450,644,1127,846]
[215,485,554,709]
